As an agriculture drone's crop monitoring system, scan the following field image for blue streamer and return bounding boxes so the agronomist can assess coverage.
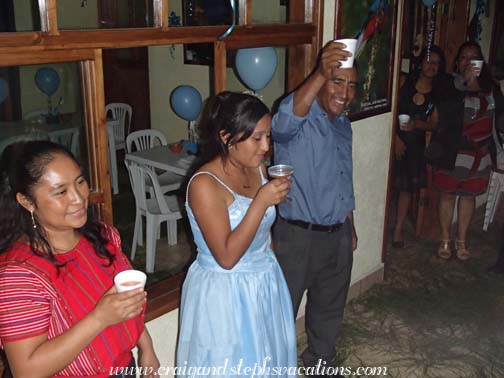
[218,0,236,40]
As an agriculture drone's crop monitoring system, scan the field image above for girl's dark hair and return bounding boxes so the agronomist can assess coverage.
[454,41,492,92]
[0,141,114,266]
[197,91,270,164]
[414,45,447,79]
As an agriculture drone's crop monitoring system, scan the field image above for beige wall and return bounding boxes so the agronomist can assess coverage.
[148,1,286,142]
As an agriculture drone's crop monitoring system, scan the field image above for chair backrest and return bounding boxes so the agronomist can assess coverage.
[125,158,172,214]
[0,132,49,157]
[126,129,167,153]
[125,159,148,212]
[105,103,132,143]
[49,127,80,158]
[23,109,46,121]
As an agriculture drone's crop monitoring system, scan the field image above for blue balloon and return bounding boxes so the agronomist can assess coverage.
[235,47,278,92]
[35,67,60,97]
[422,0,436,6]
[0,78,8,104]
[170,85,202,121]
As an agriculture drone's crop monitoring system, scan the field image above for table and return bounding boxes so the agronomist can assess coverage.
[125,145,194,176]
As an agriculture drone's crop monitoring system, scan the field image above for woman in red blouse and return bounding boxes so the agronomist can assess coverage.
[0,141,159,378]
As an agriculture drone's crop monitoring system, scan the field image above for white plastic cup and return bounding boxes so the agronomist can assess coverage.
[470,60,483,76]
[398,114,411,131]
[114,270,147,292]
[333,38,357,68]
[268,164,294,178]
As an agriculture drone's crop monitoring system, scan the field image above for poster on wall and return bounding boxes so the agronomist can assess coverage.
[334,0,397,121]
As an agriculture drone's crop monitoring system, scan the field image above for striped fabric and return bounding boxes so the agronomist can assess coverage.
[0,225,144,378]
[433,92,494,196]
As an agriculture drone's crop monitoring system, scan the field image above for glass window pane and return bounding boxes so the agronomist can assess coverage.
[252,0,288,24]
[0,62,88,179]
[227,46,286,110]
[181,0,234,27]
[106,45,201,286]
[58,0,154,30]
[1,0,40,32]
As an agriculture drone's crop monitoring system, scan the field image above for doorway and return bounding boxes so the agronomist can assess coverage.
[99,0,152,134]
[388,0,470,246]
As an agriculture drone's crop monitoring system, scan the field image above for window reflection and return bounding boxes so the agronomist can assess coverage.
[0,63,87,172]
[58,0,154,30]
[107,44,287,286]
[0,0,40,32]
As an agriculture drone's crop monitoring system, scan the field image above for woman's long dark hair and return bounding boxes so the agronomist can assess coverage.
[197,91,270,165]
[0,141,114,267]
[454,41,493,92]
[414,45,447,80]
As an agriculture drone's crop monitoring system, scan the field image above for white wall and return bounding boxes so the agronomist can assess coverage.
[144,0,400,364]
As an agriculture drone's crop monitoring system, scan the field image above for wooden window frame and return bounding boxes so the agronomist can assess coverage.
[0,0,323,320]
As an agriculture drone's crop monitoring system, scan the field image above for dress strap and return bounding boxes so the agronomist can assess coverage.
[185,171,235,203]
[258,166,267,184]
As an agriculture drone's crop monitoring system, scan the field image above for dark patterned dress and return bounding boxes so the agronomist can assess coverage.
[433,90,495,195]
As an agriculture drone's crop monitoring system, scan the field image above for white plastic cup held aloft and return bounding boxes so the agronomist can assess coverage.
[470,60,483,76]
[333,38,357,69]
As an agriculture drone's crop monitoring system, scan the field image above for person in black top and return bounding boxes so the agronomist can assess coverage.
[392,45,447,247]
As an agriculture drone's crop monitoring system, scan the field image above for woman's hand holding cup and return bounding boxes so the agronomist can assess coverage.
[398,114,414,131]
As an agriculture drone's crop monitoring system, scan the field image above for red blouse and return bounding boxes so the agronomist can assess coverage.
[0,225,144,377]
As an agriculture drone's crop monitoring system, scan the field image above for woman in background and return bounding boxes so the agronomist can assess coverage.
[177,92,297,377]
[433,41,495,260]
[392,45,446,247]
[0,141,159,378]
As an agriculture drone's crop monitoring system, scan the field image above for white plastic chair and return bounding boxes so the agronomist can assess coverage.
[105,103,132,151]
[483,170,504,231]
[125,158,182,273]
[106,121,119,195]
[49,127,80,159]
[126,129,184,195]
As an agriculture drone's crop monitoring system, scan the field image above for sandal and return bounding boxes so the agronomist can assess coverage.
[455,240,471,261]
[437,239,452,259]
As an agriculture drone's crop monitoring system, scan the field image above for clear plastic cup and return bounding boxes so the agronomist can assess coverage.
[268,164,294,178]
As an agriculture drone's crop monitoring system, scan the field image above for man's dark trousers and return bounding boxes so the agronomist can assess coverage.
[273,216,353,370]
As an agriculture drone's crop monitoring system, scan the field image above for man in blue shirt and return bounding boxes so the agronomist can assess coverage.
[272,41,358,376]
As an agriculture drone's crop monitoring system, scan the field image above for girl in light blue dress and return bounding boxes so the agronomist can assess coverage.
[176,92,297,377]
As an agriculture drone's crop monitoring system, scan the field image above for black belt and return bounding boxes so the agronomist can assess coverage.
[284,218,343,233]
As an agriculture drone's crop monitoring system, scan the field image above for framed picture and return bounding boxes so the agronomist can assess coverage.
[183,0,235,65]
[334,0,397,121]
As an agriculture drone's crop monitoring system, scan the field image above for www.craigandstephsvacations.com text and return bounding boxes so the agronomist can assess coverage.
[109,358,388,377]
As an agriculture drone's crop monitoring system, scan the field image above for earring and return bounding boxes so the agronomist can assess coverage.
[30,211,37,229]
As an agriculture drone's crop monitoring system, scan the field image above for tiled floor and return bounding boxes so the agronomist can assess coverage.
[295,210,504,378]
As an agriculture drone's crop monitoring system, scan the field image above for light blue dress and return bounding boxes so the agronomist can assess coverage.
[177,171,297,377]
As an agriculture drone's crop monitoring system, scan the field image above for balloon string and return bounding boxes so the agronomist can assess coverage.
[426,3,436,62]
[218,0,236,40]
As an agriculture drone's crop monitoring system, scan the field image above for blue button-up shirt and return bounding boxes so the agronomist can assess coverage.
[271,93,355,225]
